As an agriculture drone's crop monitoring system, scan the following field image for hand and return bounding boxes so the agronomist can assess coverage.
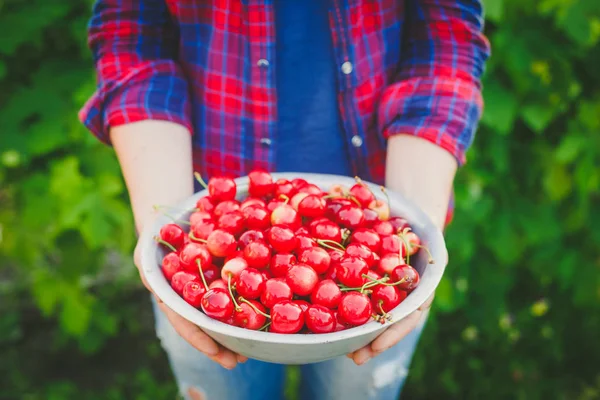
[133,238,248,369]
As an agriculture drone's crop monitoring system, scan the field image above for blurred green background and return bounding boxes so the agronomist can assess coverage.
[1,0,599,399]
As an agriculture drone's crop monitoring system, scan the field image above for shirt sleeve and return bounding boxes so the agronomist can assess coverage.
[79,0,192,145]
[378,0,491,166]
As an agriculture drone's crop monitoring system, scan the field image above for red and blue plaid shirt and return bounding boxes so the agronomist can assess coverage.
[80,0,490,186]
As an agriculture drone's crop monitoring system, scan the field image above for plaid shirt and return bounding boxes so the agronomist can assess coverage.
[80,0,490,186]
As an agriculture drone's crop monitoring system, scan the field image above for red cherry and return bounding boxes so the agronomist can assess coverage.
[162,252,183,281]
[362,208,379,228]
[270,301,304,334]
[378,253,405,276]
[298,247,331,274]
[224,249,244,263]
[271,204,300,229]
[373,220,394,236]
[201,288,234,321]
[380,235,405,257]
[182,280,207,308]
[294,300,311,313]
[243,240,271,268]
[290,192,309,210]
[333,311,347,331]
[349,183,375,208]
[310,279,342,309]
[336,205,365,229]
[209,279,227,291]
[389,217,410,232]
[248,169,274,197]
[311,220,342,243]
[236,267,266,299]
[372,285,406,313]
[324,263,338,281]
[267,226,298,253]
[190,220,215,241]
[195,196,215,214]
[286,263,319,296]
[298,184,322,195]
[159,223,186,250]
[240,197,266,210]
[298,194,326,218]
[221,256,248,282]
[270,253,296,278]
[368,199,390,221]
[308,217,331,231]
[267,198,287,213]
[179,243,212,272]
[261,278,293,308]
[329,249,343,265]
[295,226,310,236]
[242,205,270,230]
[206,229,238,258]
[214,200,241,218]
[345,243,375,268]
[238,229,265,249]
[233,300,267,330]
[335,256,368,287]
[390,264,420,290]
[202,263,219,284]
[403,231,421,256]
[171,271,200,296]
[305,305,336,334]
[328,184,348,197]
[261,269,272,281]
[325,198,353,220]
[291,178,308,190]
[350,228,381,253]
[190,210,213,226]
[338,292,372,326]
[208,177,237,202]
[364,270,383,287]
[274,179,296,198]
[296,235,317,253]
[217,210,246,236]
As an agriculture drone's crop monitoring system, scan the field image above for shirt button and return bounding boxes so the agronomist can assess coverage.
[257,59,270,68]
[351,135,363,147]
[260,138,272,146]
[341,61,353,75]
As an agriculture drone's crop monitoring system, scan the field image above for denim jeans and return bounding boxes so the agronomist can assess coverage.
[151,297,427,400]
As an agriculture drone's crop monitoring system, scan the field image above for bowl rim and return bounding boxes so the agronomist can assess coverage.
[139,172,448,345]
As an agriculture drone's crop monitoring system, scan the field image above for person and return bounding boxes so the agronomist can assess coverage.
[79,0,490,399]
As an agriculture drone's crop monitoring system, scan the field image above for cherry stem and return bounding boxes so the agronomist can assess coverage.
[380,186,390,209]
[196,259,209,291]
[278,194,290,204]
[154,236,177,253]
[259,321,272,331]
[397,231,412,265]
[238,297,271,319]
[194,172,209,190]
[355,176,376,197]
[315,239,345,253]
[188,231,208,244]
[362,273,407,287]
[227,274,242,311]
[339,277,388,292]
[347,195,362,208]
[341,229,351,245]
[412,244,435,264]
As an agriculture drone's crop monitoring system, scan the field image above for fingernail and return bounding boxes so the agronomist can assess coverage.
[203,344,219,356]
[358,356,371,365]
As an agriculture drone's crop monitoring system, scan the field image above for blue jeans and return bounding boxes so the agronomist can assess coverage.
[151,297,426,400]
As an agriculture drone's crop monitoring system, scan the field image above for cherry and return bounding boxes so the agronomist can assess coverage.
[329,249,343,265]
[238,229,265,249]
[308,217,331,231]
[270,253,296,278]
[298,247,331,274]
[328,184,348,197]
[345,243,375,268]
[201,288,234,321]
[261,278,293,308]
[298,184,322,195]
[233,300,267,330]
[362,208,379,228]
[206,229,238,257]
[290,192,309,210]
[209,279,227,291]
[380,234,404,256]
[248,169,274,197]
[349,183,375,208]
[295,226,310,236]
[274,179,296,198]
[190,220,215,241]
[224,250,244,263]
[373,220,394,236]
[298,194,326,218]
[243,240,271,268]
[271,204,300,229]
[242,205,270,230]
[368,199,390,221]
[179,242,212,272]
[171,271,200,296]
[202,263,219,284]
[217,210,246,236]
[324,263,338,281]
[325,198,353,220]
[214,200,241,218]
[286,263,319,296]
[310,279,342,309]
[372,285,406,313]
[350,228,381,253]
[266,198,287,212]
[403,231,421,256]
[390,264,420,290]
[335,255,368,288]
[190,211,213,226]
[207,176,237,202]
[270,301,304,334]
[365,269,382,284]
[159,223,186,250]
[294,300,311,313]
[338,292,372,326]
[261,269,272,281]
[267,226,298,253]
[182,280,207,308]
[333,311,348,331]
[336,205,365,229]
[236,267,266,299]
[305,305,336,334]
[195,196,215,214]
[378,253,405,276]
[162,252,182,281]
[240,197,266,210]
[221,256,248,282]
[311,220,342,243]
[389,217,410,232]
[291,178,308,190]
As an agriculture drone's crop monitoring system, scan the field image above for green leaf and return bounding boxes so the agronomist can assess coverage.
[482,81,518,135]
[543,164,572,201]
[434,277,456,313]
[483,0,504,22]
[60,287,93,336]
[521,103,556,133]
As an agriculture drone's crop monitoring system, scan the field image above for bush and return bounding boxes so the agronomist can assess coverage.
[0,0,598,398]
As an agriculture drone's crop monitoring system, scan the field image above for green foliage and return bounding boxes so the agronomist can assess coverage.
[0,0,599,398]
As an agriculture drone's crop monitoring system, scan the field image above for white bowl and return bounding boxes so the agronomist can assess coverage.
[139,173,447,364]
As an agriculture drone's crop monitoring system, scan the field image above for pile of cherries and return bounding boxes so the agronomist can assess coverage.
[156,170,432,334]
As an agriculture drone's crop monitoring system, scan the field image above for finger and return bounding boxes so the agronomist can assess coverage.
[351,345,374,365]
[237,354,248,363]
[211,346,239,370]
[371,310,422,353]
